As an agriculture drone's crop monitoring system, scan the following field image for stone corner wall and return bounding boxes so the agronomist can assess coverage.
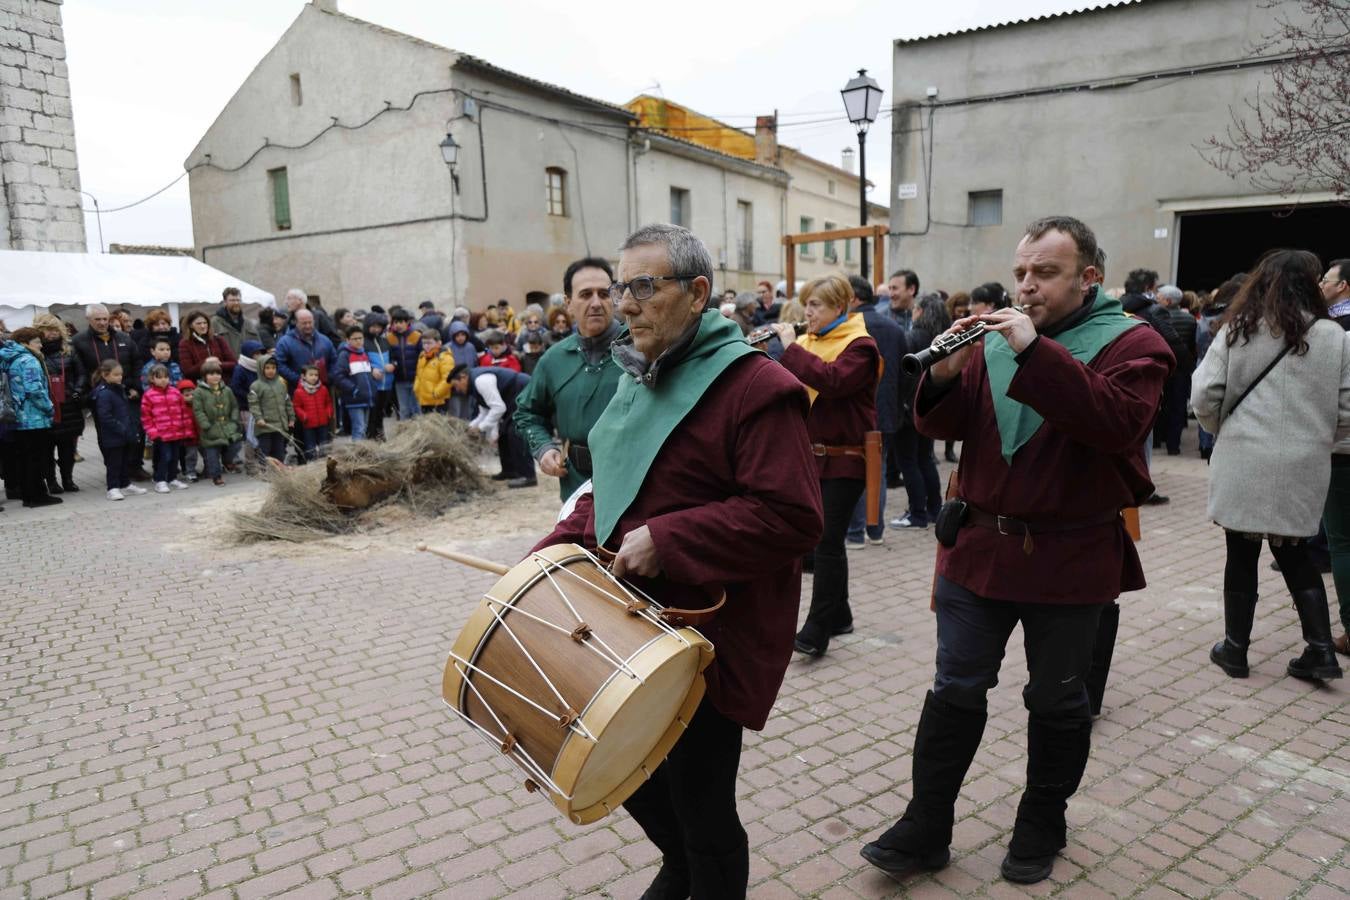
[0,0,86,252]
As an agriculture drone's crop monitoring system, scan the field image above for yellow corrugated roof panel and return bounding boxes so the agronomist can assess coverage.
[626,95,757,160]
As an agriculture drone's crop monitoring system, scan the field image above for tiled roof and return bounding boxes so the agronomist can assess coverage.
[314,6,631,118]
[108,244,195,257]
[895,0,1145,44]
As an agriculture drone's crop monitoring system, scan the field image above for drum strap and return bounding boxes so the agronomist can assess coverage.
[593,545,727,627]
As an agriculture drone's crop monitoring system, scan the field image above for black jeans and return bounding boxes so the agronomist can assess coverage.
[623,701,747,898]
[1154,372,1190,452]
[299,425,329,463]
[100,443,131,490]
[152,439,178,483]
[1224,530,1323,596]
[933,577,1102,723]
[897,423,941,525]
[498,418,534,480]
[46,432,78,484]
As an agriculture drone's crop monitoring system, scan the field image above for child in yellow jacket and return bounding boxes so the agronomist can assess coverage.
[413,333,456,412]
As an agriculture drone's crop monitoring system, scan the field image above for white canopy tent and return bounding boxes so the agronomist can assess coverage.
[0,251,274,330]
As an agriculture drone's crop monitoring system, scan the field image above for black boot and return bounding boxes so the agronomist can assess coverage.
[795,551,845,657]
[1287,587,1344,681]
[686,842,747,899]
[1085,602,1119,717]
[45,476,64,495]
[638,857,690,900]
[62,477,79,493]
[1210,591,1258,678]
[1001,716,1091,884]
[861,692,985,879]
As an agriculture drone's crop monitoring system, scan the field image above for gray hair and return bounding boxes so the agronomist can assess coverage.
[1156,284,1183,304]
[916,293,952,333]
[86,303,109,316]
[285,288,306,303]
[452,306,470,322]
[620,224,714,299]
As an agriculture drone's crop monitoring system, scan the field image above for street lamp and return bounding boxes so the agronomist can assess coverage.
[840,69,882,279]
[79,190,105,253]
[439,132,460,193]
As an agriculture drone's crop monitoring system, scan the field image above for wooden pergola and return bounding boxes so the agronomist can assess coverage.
[782,224,887,299]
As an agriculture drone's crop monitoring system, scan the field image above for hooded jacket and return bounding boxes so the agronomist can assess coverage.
[387,324,423,383]
[230,340,264,410]
[333,342,377,409]
[140,384,195,442]
[446,322,479,370]
[293,380,333,429]
[1,341,54,430]
[192,381,243,447]
[414,348,456,407]
[248,362,294,434]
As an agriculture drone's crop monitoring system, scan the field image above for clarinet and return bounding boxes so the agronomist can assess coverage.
[900,307,1024,376]
[746,321,807,346]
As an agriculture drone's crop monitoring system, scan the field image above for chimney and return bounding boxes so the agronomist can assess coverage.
[311,0,339,11]
[754,114,778,165]
[841,147,855,173]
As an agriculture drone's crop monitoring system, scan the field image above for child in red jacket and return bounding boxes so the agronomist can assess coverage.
[293,364,333,463]
[478,330,522,372]
[177,378,203,481]
[140,365,194,492]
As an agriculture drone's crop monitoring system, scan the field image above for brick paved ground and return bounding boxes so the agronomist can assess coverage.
[2,428,1347,899]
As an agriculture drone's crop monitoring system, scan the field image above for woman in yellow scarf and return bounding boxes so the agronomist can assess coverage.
[772,273,880,657]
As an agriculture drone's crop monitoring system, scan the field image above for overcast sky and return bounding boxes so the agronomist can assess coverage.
[64,0,1113,250]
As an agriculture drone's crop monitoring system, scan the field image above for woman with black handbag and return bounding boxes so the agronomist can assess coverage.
[1193,249,1350,681]
[33,313,86,493]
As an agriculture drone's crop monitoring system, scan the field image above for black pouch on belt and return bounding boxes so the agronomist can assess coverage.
[934,498,969,548]
[566,441,593,477]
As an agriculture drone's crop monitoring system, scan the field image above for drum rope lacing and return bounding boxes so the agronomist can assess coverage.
[443,547,698,805]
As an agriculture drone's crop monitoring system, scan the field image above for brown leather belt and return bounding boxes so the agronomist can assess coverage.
[966,504,1123,555]
[811,443,864,458]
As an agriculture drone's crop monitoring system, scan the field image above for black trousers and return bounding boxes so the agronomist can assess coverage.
[14,429,54,501]
[623,701,747,898]
[897,422,942,525]
[497,418,533,480]
[256,432,288,463]
[45,431,78,484]
[802,477,865,639]
[933,577,1102,723]
[1153,372,1190,452]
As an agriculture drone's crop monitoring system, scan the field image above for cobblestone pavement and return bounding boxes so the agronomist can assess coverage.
[2,429,1347,899]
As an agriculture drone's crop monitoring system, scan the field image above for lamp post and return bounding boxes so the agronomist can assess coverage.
[79,190,104,253]
[439,132,460,193]
[840,69,882,280]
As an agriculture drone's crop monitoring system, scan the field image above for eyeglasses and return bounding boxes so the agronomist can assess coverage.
[1321,277,1345,285]
[608,274,699,302]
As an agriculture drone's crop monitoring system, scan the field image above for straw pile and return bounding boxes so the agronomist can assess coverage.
[231,415,489,543]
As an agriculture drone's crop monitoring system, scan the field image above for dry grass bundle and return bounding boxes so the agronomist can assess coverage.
[231,415,489,543]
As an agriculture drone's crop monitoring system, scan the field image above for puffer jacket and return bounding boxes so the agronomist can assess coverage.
[414,349,456,407]
[192,382,243,447]
[140,385,194,442]
[90,381,136,447]
[388,327,423,383]
[446,322,479,369]
[39,338,86,438]
[248,367,294,435]
[1,341,54,430]
[333,344,377,409]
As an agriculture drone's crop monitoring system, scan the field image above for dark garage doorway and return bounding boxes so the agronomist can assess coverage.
[1176,203,1350,291]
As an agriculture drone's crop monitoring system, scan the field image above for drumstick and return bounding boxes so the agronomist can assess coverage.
[416,543,511,576]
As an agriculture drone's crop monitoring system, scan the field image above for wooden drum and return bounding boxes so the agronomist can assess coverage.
[441,543,714,825]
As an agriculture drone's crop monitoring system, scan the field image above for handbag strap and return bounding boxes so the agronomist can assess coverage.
[1222,343,1292,424]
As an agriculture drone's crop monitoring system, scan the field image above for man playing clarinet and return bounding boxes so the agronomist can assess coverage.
[532,224,823,898]
[860,216,1173,884]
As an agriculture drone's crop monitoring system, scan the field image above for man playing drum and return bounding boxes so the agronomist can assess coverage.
[532,224,823,898]
[859,217,1172,884]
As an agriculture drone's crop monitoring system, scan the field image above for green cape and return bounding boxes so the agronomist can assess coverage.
[983,289,1141,463]
[589,311,759,546]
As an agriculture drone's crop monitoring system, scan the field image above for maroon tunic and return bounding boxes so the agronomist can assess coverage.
[778,339,879,480]
[915,327,1172,605]
[533,354,824,730]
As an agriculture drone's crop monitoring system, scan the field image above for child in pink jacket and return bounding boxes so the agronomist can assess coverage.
[140,364,195,493]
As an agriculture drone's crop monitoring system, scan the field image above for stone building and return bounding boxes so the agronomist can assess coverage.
[888,0,1336,292]
[0,0,85,252]
[189,1,794,310]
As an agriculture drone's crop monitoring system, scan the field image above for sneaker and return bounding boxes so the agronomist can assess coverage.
[185,472,199,483]
[154,482,171,494]
[845,537,867,551]
[889,514,929,529]
[867,534,885,546]
[122,484,147,495]
[169,479,189,490]
[107,488,125,501]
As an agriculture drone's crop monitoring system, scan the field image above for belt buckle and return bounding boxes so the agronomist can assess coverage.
[996,515,1012,536]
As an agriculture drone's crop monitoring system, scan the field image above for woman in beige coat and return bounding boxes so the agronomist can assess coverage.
[1193,249,1350,681]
